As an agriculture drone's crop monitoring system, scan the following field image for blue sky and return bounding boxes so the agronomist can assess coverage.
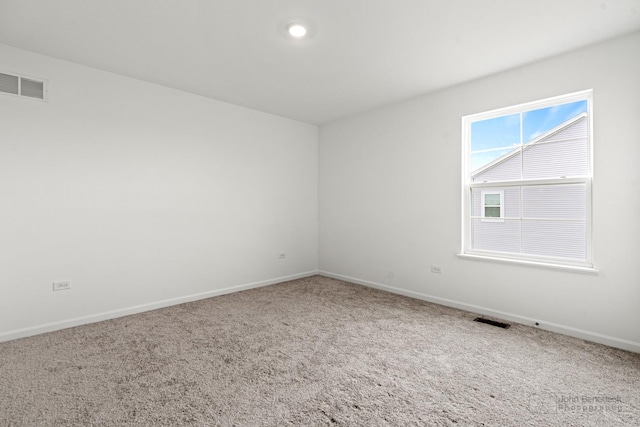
[470,100,587,171]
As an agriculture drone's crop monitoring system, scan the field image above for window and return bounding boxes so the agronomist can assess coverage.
[460,90,594,270]
[481,191,503,221]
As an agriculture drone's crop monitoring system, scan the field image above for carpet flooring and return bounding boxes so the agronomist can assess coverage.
[0,275,638,426]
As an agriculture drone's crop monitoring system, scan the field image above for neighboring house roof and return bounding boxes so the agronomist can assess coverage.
[471,112,588,179]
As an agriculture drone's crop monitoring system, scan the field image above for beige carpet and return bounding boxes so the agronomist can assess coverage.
[0,275,638,426]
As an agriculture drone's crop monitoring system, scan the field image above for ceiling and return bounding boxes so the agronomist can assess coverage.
[1,0,639,124]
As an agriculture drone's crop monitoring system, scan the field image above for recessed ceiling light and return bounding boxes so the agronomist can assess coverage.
[288,23,307,38]
[280,19,315,40]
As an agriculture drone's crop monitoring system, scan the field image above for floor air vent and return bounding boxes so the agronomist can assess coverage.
[0,72,46,100]
[474,317,511,329]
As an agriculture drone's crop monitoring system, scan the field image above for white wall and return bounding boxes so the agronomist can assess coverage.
[3,32,639,352]
[319,32,640,352]
[0,44,318,341]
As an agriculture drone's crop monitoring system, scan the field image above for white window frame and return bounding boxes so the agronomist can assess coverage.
[459,90,596,273]
[481,190,504,222]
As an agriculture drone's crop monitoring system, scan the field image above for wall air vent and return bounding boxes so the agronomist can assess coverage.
[0,72,47,101]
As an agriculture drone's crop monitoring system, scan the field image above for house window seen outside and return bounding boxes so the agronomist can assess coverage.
[482,191,503,220]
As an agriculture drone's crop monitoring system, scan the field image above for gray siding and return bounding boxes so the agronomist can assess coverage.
[472,116,589,182]
[471,219,521,253]
[471,184,587,259]
[523,137,589,179]
[522,220,587,260]
[470,116,589,260]
[472,152,522,182]
[522,184,586,219]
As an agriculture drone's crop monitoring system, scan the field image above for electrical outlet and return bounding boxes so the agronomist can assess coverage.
[430,266,442,274]
[278,253,286,259]
[52,281,71,291]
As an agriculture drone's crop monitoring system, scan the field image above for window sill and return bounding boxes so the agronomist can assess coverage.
[457,253,599,275]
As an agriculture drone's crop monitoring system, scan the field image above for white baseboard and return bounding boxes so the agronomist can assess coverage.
[0,270,319,343]
[319,270,640,354]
